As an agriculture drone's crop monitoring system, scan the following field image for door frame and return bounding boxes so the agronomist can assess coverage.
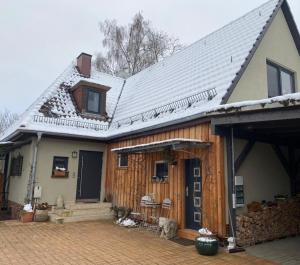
[76,150,103,202]
[183,158,202,230]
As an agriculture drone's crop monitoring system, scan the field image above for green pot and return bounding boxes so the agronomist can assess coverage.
[195,236,219,256]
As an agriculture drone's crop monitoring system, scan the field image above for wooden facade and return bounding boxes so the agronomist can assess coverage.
[105,122,226,237]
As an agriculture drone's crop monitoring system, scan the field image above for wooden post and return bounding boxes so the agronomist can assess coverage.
[226,127,236,237]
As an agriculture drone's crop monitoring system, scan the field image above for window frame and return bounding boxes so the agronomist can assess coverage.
[267,60,296,97]
[10,155,23,176]
[118,153,128,168]
[153,160,169,183]
[86,88,102,114]
[52,156,69,171]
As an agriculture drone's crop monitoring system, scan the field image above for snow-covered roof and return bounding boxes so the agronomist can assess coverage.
[1,0,296,141]
[0,63,124,140]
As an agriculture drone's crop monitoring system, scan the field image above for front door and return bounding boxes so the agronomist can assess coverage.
[76,151,103,201]
[185,158,202,230]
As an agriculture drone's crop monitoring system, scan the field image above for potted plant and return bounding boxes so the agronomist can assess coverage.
[19,210,34,223]
[35,202,49,222]
[195,228,219,256]
[52,167,69,178]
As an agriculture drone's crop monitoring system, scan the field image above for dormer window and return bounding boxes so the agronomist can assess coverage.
[87,89,102,114]
[70,80,110,120]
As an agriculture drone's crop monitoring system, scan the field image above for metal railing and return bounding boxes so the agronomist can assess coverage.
[33,115,109,131]
[111,87,217,128]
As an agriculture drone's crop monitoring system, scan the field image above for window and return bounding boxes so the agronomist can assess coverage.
[10,155,23,176]
[118,153,128,168]
[52,156,69,177]
[86,89,102,114]
[267,61,295,97]
[153,161,168,182]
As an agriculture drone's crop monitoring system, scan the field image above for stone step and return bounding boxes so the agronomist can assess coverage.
[64,202,112,210]
[51,208,112,217]
[48,202,113,223]
[49,212,113,223]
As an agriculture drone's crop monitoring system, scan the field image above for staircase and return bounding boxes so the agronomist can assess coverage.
[49,202,113,223]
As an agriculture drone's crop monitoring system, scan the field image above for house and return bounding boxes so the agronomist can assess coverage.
[0,0,300,243]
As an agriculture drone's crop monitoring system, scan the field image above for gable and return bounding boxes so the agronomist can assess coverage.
[227,7,300,103]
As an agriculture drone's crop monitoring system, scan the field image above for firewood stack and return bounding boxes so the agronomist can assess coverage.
[236,199,300,246]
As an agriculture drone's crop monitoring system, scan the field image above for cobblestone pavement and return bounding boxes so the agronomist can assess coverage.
[0,220,275,265]
[247,236,300,265]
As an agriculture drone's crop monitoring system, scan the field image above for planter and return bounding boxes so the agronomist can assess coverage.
[52,170,69,178]
[195,236,219,256]
[35,209,49,222]
[20,212,34,223]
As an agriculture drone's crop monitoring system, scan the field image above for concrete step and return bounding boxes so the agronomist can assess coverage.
[49,212,113,223]
[64,202,112,210]
[48,202,113,223]
[51,208,112,217]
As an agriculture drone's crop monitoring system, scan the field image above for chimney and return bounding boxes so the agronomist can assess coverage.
[76,52,92,77]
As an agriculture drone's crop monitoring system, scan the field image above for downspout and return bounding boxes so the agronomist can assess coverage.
[29,132,42,204]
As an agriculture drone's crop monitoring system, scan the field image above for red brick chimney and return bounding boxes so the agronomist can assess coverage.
[76,53,92,77]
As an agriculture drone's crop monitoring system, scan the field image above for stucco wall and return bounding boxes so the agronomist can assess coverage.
[8,140,34,205]
[228,8,300,103]
[234,140,290,214]
[35,137,107,205]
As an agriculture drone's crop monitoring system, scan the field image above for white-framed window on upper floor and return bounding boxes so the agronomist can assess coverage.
[267,60,296,98]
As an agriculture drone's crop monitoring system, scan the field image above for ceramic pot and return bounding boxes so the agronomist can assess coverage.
[195,236,219,256]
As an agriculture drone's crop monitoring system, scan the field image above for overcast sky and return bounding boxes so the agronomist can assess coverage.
[0,0,299,114]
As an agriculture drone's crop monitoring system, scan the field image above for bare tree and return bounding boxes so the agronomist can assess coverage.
[0,109,18,135]
[95,12,182,77]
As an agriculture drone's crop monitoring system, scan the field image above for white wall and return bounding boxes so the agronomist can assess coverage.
[35,137,107,205]
[228,8,300,103]
[235,140,290,214]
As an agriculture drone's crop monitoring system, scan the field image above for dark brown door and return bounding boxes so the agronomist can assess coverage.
[76,151,103,201]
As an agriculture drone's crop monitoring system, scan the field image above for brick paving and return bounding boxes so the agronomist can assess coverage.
[0,220,275,265]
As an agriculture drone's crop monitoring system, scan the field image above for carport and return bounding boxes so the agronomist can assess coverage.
[211,105,300,247]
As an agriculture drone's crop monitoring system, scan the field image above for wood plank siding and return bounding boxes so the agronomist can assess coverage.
[105,123,226,237]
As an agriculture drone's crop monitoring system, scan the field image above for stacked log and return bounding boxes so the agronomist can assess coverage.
[236,200,300,246]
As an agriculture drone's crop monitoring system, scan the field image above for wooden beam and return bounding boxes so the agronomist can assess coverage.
[234,140,255,173]
[211,107,300,127]
[272,145,290,176]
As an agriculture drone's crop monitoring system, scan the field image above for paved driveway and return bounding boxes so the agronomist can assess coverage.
[0,220,274,265]
[247,236,300,265]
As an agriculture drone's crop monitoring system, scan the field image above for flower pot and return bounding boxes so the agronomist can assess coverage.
[195,236,219,256]
[35,209,49,222]
[20,212,34,223]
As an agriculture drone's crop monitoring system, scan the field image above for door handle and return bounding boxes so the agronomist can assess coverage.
[185,186,189,197]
